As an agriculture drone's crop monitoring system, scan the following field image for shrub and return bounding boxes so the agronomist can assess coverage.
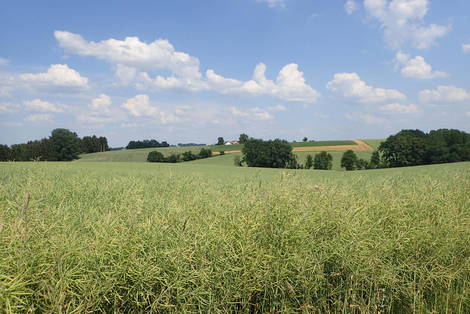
[147,151,165,162]
[356,158,366,170]
[181,151,198,162]
[219,151,225,156]
[233,155,243,166]
[199,148,213,159]
[166,154,180,163]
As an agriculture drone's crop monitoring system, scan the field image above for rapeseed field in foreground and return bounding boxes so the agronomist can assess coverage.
[0,162,469,313]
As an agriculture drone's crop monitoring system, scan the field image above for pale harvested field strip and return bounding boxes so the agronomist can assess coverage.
[214,140,374,155]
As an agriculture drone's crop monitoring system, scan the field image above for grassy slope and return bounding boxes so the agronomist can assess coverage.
[361,139,385,151]
[1,161,469,312]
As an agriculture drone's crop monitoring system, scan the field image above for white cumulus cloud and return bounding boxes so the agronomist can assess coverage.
[24,99,64,113]
[380,103,420,113]
[208,63,320,103]
[419,85,470,103]
[395,51,448,79]
[327,72,406,103]
[463,43,470,54]
[346,112,387,124]
[121,94,159,117]
[55,31,319,102]
[18,64,89,93]
[120,94,179,124]
[0,102,21,114]
[345,0,358,15]
[230,106,274,120]
[363,0,451,49]
[55,31,203,90]
[267,104,288,112]
[88,94,112,115]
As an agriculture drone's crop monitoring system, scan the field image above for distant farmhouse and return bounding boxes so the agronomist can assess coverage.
[224,141,239,145]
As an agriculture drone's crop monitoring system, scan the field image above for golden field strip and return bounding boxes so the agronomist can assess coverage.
[213,140,374,155]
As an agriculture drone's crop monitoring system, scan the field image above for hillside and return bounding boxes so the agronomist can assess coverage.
[78,140,378,163]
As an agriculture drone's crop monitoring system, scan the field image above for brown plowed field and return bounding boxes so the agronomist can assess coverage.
[214,140,374,155]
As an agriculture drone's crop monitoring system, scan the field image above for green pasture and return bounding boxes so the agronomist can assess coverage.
[1,161,469,312]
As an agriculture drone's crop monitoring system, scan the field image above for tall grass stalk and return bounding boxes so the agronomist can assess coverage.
[0,163,469,313]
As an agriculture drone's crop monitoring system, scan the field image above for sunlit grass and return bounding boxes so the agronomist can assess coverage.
[0,162,469,312]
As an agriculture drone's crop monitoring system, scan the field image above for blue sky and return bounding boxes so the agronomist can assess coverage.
[1,0,469,147]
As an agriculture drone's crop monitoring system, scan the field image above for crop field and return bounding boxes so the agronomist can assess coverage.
[1,161,469,313]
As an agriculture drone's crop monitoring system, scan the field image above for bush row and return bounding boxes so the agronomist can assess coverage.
[147,148,213,163]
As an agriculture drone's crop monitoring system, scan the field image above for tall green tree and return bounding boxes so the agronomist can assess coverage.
[370,150,381,169]
[239,133,249,144]
[50,128,82,161]
[0,144,12,161]
[313,151,333,170]
[303,137,308,142]
[304,154,314,169]
[341,150,358,171]
[217,137,224,145]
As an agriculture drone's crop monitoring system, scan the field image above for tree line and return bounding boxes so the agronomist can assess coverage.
[0,128,110,162]
[126,140,170,150]
[378,128,470,168]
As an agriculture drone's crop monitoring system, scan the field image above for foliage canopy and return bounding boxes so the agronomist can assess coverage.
[242,138,296,168]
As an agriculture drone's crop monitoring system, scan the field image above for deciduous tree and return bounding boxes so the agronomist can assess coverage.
[50,128,81,161]
[341,150,358,171]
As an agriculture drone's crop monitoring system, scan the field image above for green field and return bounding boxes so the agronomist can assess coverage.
[1,161,469,312]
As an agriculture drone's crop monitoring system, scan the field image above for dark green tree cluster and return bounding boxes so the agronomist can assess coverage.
[379,129,470,168]
[339,150,381,171]
[241,138,297,168]
[0,128,110,162]
[126,140,170,150]
[147,148,213,163]
[82,135,109,153]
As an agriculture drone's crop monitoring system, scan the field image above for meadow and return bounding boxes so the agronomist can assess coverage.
[1,160,469,313]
